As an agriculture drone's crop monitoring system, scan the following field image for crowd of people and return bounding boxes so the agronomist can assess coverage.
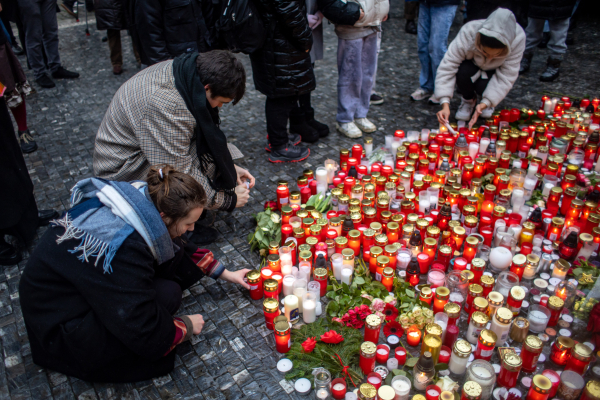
[0,0,585,386]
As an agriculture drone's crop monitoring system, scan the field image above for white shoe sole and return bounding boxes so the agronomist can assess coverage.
[336,123,363,138]
[355,124,376,133]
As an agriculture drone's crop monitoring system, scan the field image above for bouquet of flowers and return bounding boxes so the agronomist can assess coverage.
[398,305,435,330]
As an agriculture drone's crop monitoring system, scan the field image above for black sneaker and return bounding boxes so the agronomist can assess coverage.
[52,66,80,79]
[265,133,301,152]
[289,118,319,143]
[370,93,384,105]
[0,240,21,266]
[269,142,310,163]
[60,3,78,17]
[19,130,38,153]
[38,209,59,226]
[305,109,329,137]
[405,20,417,35]
[539,57,561,82]
[36,74,55,88]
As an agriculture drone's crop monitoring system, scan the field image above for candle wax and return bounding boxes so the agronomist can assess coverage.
[368,376,381,385]
[333,384,346,391]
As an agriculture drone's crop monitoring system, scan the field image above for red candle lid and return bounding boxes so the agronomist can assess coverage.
[394,130,405,138]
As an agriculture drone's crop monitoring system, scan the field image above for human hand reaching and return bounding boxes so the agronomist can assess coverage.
[186,314,205,335]
[307,12,323,29]
[235,184,250,208]
[220,268,251,289]
[234,165,255,188]
[436,103,451,125]
[468,103,487,130]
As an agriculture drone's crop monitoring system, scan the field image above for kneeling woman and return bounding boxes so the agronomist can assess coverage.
[19,165,250,382]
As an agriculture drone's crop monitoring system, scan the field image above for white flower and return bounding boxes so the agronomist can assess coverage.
[436,376,459,392]
[270,213,281,224]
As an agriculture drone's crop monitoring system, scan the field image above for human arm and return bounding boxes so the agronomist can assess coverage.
[316,0,361,26]
[468,103,488,129]
[235,165,255,188]
[436,103,451,125]
[480,29,526,109]
[434,23,477,105]
[137,90,237,211]
[272,0,313,51]
[134,0,171,65]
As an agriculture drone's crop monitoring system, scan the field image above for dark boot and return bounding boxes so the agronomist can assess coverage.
[305,109,329,138]
[269,142,310,163]
[289,113,319,143]
[38,209,59,226]
[405,20,417,34]
[519,53,533,74]
[0,238,21,266]
[539,57,561,82]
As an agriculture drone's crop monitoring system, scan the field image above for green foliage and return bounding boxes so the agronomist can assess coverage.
[526,190,544,207]
[306,193,332,213]
[571,259,600,290]
[247,208,281,260]
[393,278,429,311]
[285,319,364,386]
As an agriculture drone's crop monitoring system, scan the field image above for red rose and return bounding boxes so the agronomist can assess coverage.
[264,201,277,210]
[383,321,404,338]
[358,305,371,319]
[383,303,399,322]
[321,330,344,344]
[302,337,317,353]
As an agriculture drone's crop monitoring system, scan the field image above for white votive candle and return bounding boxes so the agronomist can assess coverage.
[341,266,353,285]
[479,138,490,154]
[303,295,316,323]
[283,275,296,296]
[469,142,479,159]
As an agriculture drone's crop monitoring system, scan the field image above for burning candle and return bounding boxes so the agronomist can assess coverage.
[426,386,442,400]
[274,320,291,353]
[407,326,422,346]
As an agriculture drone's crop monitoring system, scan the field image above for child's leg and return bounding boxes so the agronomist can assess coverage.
[417,3,433,91]
[10,95,28,132]
[455,60,480,100]
[546,18,570,60]
[337,37,363,123]
[357,32,379,120]
[371,30,381,95]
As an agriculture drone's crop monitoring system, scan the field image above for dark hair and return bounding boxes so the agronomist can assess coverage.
[147,164,207,229]
[479,33,507,49]
[196,50,246,105]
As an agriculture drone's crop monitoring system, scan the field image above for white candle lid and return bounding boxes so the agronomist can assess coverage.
[493,364,501,374]
[558,329,571,337]
[584,342,595,351]
[277,358,293,373]
[538,354,546,363]
[561,314,573,323]
[540,273,551,280]
[295,378,311,393]
[345,392,358,400]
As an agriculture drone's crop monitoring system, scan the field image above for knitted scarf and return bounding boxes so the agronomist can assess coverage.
[52,178,174,273]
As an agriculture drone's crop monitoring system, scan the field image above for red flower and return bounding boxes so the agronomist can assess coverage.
[349,314,365,329]
[383,321,404,338]
[357,305,371,319]
[321,330,344,344]
[383,303,399,322]
[264,201,277,210]
[302,337,317,353]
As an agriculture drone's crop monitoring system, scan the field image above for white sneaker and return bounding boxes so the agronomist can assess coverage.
[481,106,494,119]
[354,118,377,133]
[336,121,363,138]
[455,97,477,121]
[428,94,441,105]
[410,87,432,101]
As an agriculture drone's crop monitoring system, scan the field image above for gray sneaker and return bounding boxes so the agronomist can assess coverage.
[410,87,432,101]
[540,57,561,82]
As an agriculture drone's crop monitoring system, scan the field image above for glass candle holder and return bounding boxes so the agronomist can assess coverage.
[541,370,560,398]
[528,304,551,333]
[474,329,497,361]
[446,270,469,305]
[274,320,291,353]
[467,312,489,345]
[428,269,446,288]
[449,339,472,375]
[465,360,496,400]
[557,371,584,400]
[497,352,522,388]
[527,375,552,400]
[494,271,519,299]
[359,342,377,374]
[564,343,593,374]
[364,314,382,344]
[391,376,411,400]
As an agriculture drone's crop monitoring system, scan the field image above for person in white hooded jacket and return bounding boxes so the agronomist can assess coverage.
[434,8,525,129]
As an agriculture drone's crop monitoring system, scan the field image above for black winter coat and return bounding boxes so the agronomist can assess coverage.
[20,227,204,382]
[527,0,577,20]
[465,1,528,29]
[134,0,220,66]
[250,0,315,98]
[317,0,361,26]
[420,0,460,7]
[0,99,38,242]
[95,0,126,30]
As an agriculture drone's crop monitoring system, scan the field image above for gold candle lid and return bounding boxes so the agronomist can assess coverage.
[532,375,552,394]
[425,323,443,337]
[412,395,426,400]
[473,297,489,310]
[479,329,497,346]
[440,391,454,400]
[469,284,483,296]
[423,334,442,348]
[435,286,450,300]
[247,270,261,282]
[263,297,279,312]
[349,230,361,239]
[512,254,526,266]
[376,256,390,267]
[586,381,600,399]
[361,341,377,355]
[495,307,513,324]
[472,312,489,327]
[487,291,504,305]
[366,314,382,328]
[463,381,482,400]
[573,343,593,358]
[555,336,575,350]
[548,295,564,310]
[314,268,327,278]
[525,335,543,350]
[453,339,472,358]
[378,386,396,400]
[359,383,377,400]
[444,302,461,319]
[510,286,525,301]
[480,275,495,287]
[264,279,278,292]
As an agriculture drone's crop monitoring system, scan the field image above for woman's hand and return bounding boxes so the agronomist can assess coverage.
[307,12,323,30]
[186,314,205,335]
[382,14,388,22]
[235,184,250,208]
[220,268,251,289]
[234,165,255,188]
[436,103,451,125]
[468,103,487,130]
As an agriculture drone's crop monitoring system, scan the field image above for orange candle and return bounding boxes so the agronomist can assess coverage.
[463,236,478,263]
[407,326,422,346]
[348,230,361,256]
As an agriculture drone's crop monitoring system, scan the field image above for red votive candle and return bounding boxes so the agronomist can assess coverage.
[332,378,347,400]
[439,345,451,364]
[426,385,442,400]
[376,344,390,364]
[395,347,407,365]
[364,315,382,344]
[418,253,431,274]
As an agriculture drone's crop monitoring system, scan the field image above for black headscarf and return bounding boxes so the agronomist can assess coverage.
[172,52,237,198]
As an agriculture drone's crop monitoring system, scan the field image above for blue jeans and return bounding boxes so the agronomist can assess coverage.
[337,32,378,123]
[417,4,457,92]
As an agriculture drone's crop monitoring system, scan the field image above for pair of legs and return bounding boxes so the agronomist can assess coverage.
[265,95,311,162]
[416,4,457,95]
[520,17,570,81]
[454,60,495,121]
[404,0,419,34]
[106,29,142,73]
[154,278,182,315]
[337,32,378,124]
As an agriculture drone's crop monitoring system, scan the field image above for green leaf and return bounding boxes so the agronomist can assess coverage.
[573,268,583,277]
[255,230,264,241]
[385,374,393,385]
[247,232,254,242]
[455,392,460,400]
[371,281,387,291]
[355,276,365,285]
[405,289,415,298]
[392,369,403,376]
[327,301,339,317]
[400,303,409,308]
[434,363,449,371]
[326,291,337,300]
[342,283,351,294]
[405,357,419,368]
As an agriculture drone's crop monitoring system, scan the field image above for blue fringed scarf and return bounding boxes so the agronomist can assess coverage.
[52,178,174,273]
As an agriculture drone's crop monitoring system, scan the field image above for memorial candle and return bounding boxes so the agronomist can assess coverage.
[364,314,382,343]
[407,326,422,346]
[526,375,552,400]
[274,320,291,353]
[246,270,263,300]
[263,298,280,330]
[360,342,377,374]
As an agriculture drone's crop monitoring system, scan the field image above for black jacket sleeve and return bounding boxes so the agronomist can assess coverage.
[71,235,178,361]
[272,0,313,52]
[317,0,361,26]
[135,0,171,65]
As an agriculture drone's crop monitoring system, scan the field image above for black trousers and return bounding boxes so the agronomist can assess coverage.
[456,59,496,101]
[266,95,299,148]
[154,278,182,315]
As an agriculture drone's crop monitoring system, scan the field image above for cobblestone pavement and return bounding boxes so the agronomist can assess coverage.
[2,1,600,399]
